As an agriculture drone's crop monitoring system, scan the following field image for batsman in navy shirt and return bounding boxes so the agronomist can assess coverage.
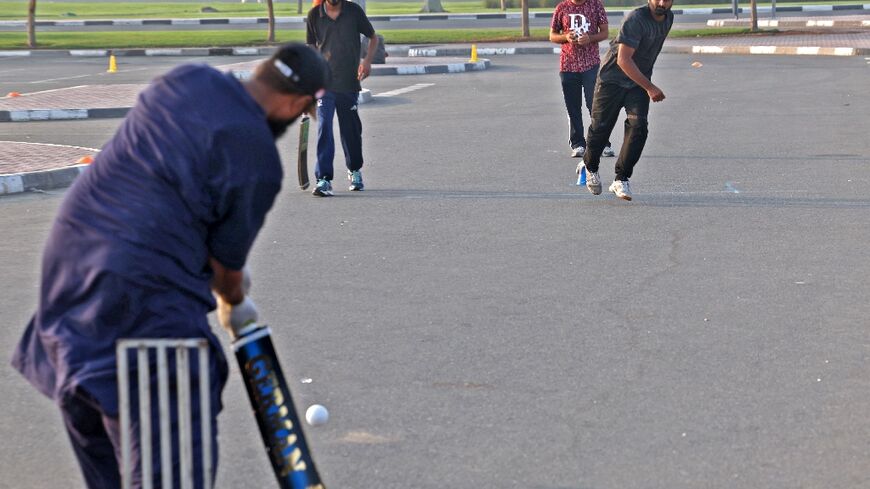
[11,44,330,489]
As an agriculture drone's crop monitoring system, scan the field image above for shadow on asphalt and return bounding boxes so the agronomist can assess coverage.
[340,189,870,208]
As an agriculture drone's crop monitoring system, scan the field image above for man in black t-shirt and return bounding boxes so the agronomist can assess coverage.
[580,0,674,201]
[307,0,378,196]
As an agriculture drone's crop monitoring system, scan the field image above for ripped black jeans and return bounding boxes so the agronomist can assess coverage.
[582,81,651,181]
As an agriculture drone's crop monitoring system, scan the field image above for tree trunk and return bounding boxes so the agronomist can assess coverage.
[27,0,37,48]
[267,0,275,42]
[298,0,304,14]
[420,0,445,14]
[750,0,758,31]
[521,0,529,37]
[500,0,506,11]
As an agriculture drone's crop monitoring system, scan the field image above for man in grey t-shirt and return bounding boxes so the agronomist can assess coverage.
[579,0,674,201]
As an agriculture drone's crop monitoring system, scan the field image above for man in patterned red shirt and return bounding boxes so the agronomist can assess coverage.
[550,0,613,160]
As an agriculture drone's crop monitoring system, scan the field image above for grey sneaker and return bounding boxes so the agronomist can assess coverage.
[312,178,333,197]
[586,170,602,195]
[608,180,632,201]
[571,146,585,158]
[602,146,615,157]
[348,170,364,191]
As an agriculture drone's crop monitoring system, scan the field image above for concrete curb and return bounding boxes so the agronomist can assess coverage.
[708,18,870,28]
[0,107,130,122]
[371,58,490,75]
[0,4,867,29]
[402,44,869,57]
[0,47,278,58]
[408,46,558,56]
[679,44,867,55]
[0,59,488,122]
[0,164,87,195]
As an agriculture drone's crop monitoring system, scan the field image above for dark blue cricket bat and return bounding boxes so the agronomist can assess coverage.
[233,325,324,489]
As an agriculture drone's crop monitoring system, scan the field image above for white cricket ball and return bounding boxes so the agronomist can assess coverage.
[305,404,329,426]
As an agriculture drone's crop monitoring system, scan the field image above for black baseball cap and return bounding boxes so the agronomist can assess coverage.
[268,43,331,99]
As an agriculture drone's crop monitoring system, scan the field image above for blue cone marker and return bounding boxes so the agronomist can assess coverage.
[576,165,586,186]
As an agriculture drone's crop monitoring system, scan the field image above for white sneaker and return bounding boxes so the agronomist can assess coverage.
[586,171,602,195]
[571,146,585,158]
[608,180,632,201]
[602,146,615,157]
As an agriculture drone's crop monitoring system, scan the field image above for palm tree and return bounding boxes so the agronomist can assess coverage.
[749,0,759,31]
[267,0,275,42]
[420,0,445,14]
[27,0,37,47]
[521,0,529,37]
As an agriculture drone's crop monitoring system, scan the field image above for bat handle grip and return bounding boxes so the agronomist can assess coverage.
[233,323,261,339]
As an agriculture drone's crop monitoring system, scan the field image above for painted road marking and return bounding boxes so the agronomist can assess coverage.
[375,83,435,98]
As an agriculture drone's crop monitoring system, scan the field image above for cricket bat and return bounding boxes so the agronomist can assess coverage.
[232,324,324,489]
[297,115,310,190]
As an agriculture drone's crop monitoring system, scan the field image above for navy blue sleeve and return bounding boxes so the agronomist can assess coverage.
[207,123,283,271]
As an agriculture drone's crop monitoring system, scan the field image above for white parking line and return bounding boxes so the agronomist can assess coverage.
[29,73,95,84]
[28,67,149,83]
[13,85,88,95]
[374,83,435,98]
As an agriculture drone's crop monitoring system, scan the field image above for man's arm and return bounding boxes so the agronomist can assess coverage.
[359,32,378,80]
[616,43,665,102]
[210,257,259,335]
[210,257,245,305]
[549,28,573,44]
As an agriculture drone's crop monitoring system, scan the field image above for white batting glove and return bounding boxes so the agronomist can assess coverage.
[217,295,259,338]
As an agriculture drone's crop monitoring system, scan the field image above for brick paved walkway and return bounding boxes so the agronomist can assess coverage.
[0,141,98,175]
[708,14,870,28]
[666,31,870,48]
[0,84,143,111]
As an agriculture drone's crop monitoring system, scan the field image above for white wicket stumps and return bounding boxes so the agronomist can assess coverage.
[116,338,212,489]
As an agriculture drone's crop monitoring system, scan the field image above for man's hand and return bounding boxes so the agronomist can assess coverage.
[616,44,665,103]
[647,84,666,102]
[358,60,372,81]
[216,295,259,337]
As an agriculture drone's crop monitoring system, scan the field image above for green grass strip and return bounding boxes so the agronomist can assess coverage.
[0,0,859,20]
